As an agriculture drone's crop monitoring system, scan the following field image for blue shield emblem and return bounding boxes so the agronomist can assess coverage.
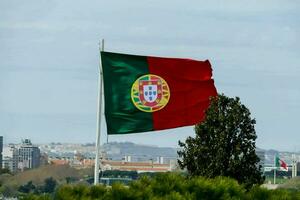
[143,85,157,103]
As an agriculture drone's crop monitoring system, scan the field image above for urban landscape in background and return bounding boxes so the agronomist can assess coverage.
[1,135,300,184]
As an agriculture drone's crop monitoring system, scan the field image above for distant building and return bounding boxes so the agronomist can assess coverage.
[2,145,18,173]
[124,155,131,162]
[18,139,40,170]
[2,139,40,173]
[101,160,171,173]
[156,156,164,164]
[0,136,3,169]
[51,159,70,166]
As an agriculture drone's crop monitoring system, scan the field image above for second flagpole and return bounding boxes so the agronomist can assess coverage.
[274,155,276,184]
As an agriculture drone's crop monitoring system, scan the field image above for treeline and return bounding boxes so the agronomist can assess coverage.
[18,177,57,194]
[18,173,300,200]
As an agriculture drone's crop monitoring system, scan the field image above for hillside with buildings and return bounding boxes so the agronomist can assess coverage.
[1,139,180,174]
[1,137,300,180]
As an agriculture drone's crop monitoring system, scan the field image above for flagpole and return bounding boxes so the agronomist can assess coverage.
[274,155,276,184]
[94,39,104,185]
[292,154,294,178]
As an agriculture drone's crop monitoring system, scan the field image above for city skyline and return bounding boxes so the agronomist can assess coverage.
[1,1,300,151]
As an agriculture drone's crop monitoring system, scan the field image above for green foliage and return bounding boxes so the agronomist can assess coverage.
[108,183,131,200]
[128,176,153,199]
[65,176,78,184]
[55,184,89,200]
[248,186,300,200]
[151,173,186,197]
[20,193,51,200]
[187,176,246,200]
[0,184,18,197]
[178,94,264,189]
[0,168,11,175]
[43,177,57,193]
[18,181,36,193]
[54,184,109,200]
[278,177,300,190]
[88,185,108,199]
[17,177,57,195]
[18,173,300,199]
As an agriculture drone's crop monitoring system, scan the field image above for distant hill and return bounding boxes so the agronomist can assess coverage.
[40,141,179,161]
[1,165,93,187]
[39,141,300,165]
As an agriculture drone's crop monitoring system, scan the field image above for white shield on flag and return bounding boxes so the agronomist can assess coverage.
[143,85,157,103]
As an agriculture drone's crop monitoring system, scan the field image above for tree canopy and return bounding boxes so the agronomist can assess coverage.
[18,173,300,200]
[178,94,264,188]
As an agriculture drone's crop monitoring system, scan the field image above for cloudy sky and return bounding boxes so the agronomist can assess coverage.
[1,0,299,151]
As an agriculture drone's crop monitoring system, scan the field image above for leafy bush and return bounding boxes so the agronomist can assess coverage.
[55,185,89,200]
[20,173,300,199]
[248,187,300,200]
[20,193,51,200]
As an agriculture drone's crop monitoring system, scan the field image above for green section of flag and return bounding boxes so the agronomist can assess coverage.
[101,52,153,134]
[275,156,280,168]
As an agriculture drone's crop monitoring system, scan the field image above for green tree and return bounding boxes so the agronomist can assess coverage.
[178,94,264,188]
[0,168,11,175]
[18,181,36,193]
[43,177,57,193]
[19,173,300,199]
[0,184,18,197]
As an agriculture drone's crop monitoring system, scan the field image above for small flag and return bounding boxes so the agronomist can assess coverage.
[275,156,288,171]
[101,51,217,135]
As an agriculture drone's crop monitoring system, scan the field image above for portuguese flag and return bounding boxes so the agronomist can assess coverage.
[101,51,217,135]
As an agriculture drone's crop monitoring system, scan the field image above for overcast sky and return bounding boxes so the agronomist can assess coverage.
[1,0,299,151]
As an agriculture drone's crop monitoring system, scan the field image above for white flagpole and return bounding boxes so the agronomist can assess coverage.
[274,155,276,184]
[94,39,104,185]
[295,156,298,177]
[292,154,294,178]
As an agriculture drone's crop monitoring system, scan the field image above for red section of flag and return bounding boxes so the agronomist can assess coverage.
[147,56,217,130]
[280,160,288,170]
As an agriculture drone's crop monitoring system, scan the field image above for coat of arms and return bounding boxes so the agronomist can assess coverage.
[131,74,170,112]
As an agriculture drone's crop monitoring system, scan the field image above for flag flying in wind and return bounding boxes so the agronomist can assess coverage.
[275,156,288,171]
[101,51,217,135]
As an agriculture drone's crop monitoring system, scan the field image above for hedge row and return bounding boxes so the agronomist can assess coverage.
[21,173,300,200]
